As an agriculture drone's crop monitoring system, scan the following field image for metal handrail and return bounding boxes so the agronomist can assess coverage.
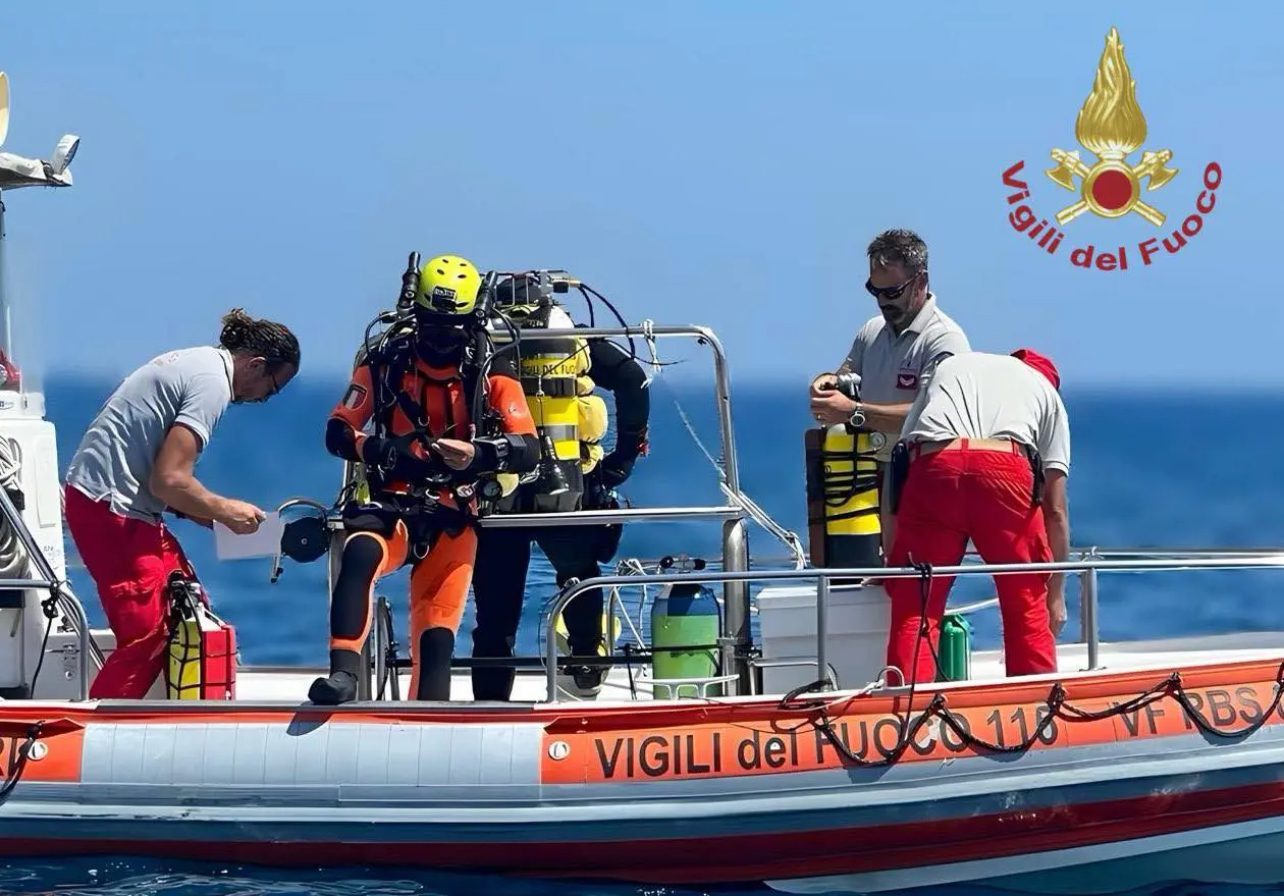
[334,322,759,700]
[0,578,61,589]
[541,551,1284,702]
[479,506,745,528]
[521,325,740,495]
[0,485,96,699]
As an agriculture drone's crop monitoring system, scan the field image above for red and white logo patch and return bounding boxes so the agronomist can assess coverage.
[896,369,919,390]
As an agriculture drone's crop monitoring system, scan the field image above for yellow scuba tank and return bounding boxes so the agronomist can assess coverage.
[521,302,589,512]
[489,272,618,510]
[805,375,884,570]
[164,574,237,701]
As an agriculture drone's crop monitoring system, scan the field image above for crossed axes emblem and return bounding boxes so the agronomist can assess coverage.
[1045,148,1179,227]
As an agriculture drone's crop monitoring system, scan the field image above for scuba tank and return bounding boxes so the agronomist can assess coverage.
[164,573,237,701]
[650,560,721,698]
[521,302,586,512]
[489,273,608,514]
[804,373,884,570]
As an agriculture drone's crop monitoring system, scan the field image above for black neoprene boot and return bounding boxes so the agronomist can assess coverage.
[309,649,362,705]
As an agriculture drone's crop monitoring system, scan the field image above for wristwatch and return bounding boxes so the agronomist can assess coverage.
[849,403,867,429]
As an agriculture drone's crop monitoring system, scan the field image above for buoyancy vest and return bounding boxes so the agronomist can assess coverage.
[492,303,609,513]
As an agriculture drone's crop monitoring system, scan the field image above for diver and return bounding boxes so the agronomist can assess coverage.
[470,271,650,701]
[309,254,539,705]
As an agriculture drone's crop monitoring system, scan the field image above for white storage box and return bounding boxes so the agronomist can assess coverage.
[755,582,891,695]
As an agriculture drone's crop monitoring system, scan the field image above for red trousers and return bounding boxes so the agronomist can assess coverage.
[64,485,196,699]
[884,440,1057,683]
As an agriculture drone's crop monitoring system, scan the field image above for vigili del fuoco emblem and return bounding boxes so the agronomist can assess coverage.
[1000,26,1222,271]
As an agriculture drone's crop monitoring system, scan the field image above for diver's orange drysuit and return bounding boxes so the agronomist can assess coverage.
[322,354,537,700]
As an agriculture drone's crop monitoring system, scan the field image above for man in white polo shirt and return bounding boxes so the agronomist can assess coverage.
[810,229,971,554]
[883,348,1070,685]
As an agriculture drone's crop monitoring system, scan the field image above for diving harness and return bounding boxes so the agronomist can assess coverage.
[271,252,521,574]
[342,252,516,515]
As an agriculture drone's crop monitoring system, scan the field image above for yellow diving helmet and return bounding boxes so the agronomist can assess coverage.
[416,255,482,319]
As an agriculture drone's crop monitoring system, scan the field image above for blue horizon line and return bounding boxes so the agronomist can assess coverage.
[28,369,1284,399]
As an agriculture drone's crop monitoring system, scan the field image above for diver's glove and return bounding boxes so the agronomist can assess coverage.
[469,434,539,475]
[360,433,448,481]
[598,454,635,490]
[360,433,418,469]
[599,426,648,489]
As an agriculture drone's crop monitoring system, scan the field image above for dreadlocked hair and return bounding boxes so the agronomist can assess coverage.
[218,308,301,372]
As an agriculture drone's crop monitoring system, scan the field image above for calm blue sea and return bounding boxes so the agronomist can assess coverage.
[10,373,1284,896]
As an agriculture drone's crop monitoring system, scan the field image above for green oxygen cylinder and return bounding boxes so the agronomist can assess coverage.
[651,581,721,698]
[936,613,972,682]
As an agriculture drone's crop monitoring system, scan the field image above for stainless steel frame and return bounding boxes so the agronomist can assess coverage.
[542,549,1284,702]
[0,484,95,699]
[347,323,771,700]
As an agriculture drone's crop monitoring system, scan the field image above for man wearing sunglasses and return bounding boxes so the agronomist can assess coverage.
[809,229,970,555]
[63,308,300,699]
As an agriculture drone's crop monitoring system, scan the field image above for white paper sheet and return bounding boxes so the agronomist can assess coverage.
[213,512,285,560]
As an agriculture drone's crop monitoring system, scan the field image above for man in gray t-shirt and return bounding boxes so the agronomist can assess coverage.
[809,229,971,558]
[63,309,299,699]
[68,345,243,523]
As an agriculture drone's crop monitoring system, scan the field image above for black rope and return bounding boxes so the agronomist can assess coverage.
[779,654,1284,769]
[622,642,638,700]
[27,586,62,696]
[777,562,1284,766]
[0,721,44,804]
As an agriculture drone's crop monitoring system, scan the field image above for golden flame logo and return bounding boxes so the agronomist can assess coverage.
[1045,27,1178,226]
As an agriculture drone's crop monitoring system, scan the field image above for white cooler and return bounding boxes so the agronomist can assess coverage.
[755,582,891,695]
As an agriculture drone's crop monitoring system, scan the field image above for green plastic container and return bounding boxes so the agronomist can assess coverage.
[937,613,972,682]
[651,582,720,697]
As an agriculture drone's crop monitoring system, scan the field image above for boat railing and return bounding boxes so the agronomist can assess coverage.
[541,548,1284,703]
[0,482,98,700]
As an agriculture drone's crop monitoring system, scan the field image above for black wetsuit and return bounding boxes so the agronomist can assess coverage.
[471,337,650,700]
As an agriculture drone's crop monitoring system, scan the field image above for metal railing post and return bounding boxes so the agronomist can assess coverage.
[721,518,749,695]
[1079,547,1100,671]
[816,574,830,689]
[696,326,740,496]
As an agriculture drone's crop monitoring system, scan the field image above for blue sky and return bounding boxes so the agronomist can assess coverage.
[0,2,1276,387]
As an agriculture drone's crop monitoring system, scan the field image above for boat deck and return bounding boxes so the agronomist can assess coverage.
[216,629,1284,706]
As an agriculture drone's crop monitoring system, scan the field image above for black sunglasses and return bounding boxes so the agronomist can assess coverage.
[250,366,282,403]
[865,272,922,301]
